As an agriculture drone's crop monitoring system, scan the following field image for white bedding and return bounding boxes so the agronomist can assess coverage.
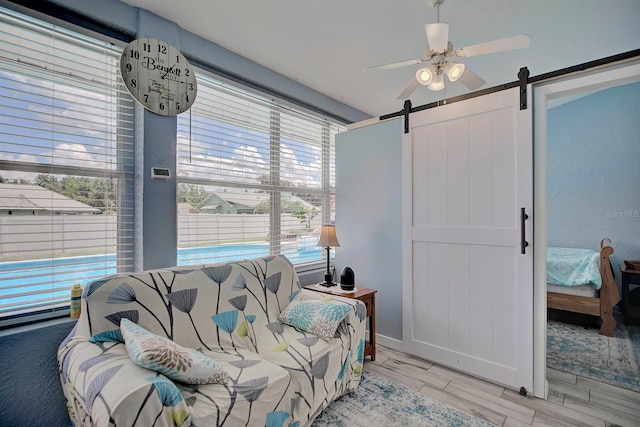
[547,246,601,289]
[547,283,596,297]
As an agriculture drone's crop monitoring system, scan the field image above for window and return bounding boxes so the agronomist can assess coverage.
[177,73,344,266]
[0,7,135,322]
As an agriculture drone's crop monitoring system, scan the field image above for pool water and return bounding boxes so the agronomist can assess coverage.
[0,242,322,313]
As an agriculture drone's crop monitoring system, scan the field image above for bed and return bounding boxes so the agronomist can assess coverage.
[546,238,620,336]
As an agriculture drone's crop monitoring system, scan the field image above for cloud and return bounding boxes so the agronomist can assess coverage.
[2,68,131,172]
[52,143,107,169]
[280,142,321,188]
[0,154,39,181]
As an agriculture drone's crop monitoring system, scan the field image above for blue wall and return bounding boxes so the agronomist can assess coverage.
[336,119,404,342]
[547,81,640,283]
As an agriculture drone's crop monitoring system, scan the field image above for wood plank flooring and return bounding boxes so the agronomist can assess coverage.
[366,345,640,426]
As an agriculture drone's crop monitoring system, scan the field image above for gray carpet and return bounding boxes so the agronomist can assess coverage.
[312,371,491,427]
[547,312,640,392]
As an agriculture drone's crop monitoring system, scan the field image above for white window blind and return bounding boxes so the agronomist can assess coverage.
[0,6,135,322]
[177,73,343,266]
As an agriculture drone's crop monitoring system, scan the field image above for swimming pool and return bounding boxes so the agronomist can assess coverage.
[0,242,322,313]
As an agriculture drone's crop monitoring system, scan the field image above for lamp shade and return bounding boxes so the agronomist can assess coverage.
[415,68,433,85]
[428,73,445,91]
[425,23,449,53]
[317,224,340,247]
[415,64,437,86]
[444,62,465,82]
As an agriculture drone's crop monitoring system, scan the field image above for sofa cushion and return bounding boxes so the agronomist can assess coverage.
[120,319,229,385]
[278,292,352,340]
[182,348,299,426]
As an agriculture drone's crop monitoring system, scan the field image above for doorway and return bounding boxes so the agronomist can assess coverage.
[533,61,640,398]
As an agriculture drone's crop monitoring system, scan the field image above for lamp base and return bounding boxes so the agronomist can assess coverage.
[319,272,337,287]
[319,281,338,287]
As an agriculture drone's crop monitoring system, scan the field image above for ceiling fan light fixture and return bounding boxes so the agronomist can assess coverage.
[444,62,465,82]
[427,73,445,91]
[425,23,449,52]
[415,64,436,85]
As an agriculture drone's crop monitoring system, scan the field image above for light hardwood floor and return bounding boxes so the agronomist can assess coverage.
[366,345,640,426]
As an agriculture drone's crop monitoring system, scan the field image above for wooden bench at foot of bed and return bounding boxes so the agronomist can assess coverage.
[547,239,620,337]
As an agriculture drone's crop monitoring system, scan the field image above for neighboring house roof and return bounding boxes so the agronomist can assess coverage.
[208,192,314,210]
[178,203,200,214]
[215,192,269,208]
[0,183,100,213]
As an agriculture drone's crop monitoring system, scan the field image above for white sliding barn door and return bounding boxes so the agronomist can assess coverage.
[402,87,533,392]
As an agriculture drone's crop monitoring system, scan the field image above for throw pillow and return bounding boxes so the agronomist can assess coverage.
[120,318,229,385]
[278,293,352,340]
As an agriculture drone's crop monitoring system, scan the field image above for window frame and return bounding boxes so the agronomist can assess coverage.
[176,70,344,268]
[0,5,135,326]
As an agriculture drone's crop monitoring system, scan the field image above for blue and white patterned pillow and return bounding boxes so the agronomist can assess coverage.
[278,293,352,340]
[120,318,229,385]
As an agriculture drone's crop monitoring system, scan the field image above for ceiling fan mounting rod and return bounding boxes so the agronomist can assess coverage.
[429,0,445,22]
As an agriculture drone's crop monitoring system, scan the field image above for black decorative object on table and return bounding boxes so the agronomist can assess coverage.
[340,267,355,291]
[317,224,340,286]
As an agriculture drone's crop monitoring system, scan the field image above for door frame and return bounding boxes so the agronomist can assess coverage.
[532,60,640,398]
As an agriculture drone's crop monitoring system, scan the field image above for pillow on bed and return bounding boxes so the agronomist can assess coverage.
[120,318,229,384]
[278,293,352,340]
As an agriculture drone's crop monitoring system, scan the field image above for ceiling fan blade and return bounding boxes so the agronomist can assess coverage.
[454,34,530,58]
[363,58,425,73]
[397,78,421,99]
[425,23,449,52]
[457,68,486,91]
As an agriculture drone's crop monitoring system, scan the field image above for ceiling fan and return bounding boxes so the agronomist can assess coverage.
[363,0,530,99]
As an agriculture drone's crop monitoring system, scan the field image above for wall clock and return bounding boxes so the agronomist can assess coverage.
[120,37,197,116]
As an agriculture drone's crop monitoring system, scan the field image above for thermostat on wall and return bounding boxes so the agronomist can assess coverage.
[151,167,171,180]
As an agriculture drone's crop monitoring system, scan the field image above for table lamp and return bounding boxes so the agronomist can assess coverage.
[317,224,340,286]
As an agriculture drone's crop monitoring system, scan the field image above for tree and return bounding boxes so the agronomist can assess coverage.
[255,174,325,207]
[292,205,319,229]
[255,198,300,214]
[256,174,295,188]
[35,174,117,213]
[36,173,62,193]
[89,178,117,213]
[177,183,210,205]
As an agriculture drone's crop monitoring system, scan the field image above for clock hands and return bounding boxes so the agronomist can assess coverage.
[159,64,187,83]
[160,74,187,85]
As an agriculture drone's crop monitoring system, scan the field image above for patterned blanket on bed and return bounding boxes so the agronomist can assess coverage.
[547,247,601,289]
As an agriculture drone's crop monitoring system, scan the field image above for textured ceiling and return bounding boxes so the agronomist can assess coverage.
[121,0,640,119]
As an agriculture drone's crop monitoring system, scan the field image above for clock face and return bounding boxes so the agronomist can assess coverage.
[120,38,197,116]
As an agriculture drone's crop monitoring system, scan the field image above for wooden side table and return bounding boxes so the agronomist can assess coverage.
[620,264,640,325]
[304,284,377,361]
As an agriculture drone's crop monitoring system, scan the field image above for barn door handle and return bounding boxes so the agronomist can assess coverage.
[520,207,529,254]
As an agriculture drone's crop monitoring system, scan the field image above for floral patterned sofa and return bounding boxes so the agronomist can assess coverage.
[58,255,366,426]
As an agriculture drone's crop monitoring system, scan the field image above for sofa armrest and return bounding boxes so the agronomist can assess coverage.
[59,341,192,426]
[331,294,367,355]
[301,290,367,389]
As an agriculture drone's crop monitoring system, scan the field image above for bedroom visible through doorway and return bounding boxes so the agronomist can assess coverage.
[535,67,640,396]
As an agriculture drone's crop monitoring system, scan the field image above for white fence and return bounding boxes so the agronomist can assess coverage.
[0,214,323,258]
[178,214,322,245]
[0,215,117,257]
